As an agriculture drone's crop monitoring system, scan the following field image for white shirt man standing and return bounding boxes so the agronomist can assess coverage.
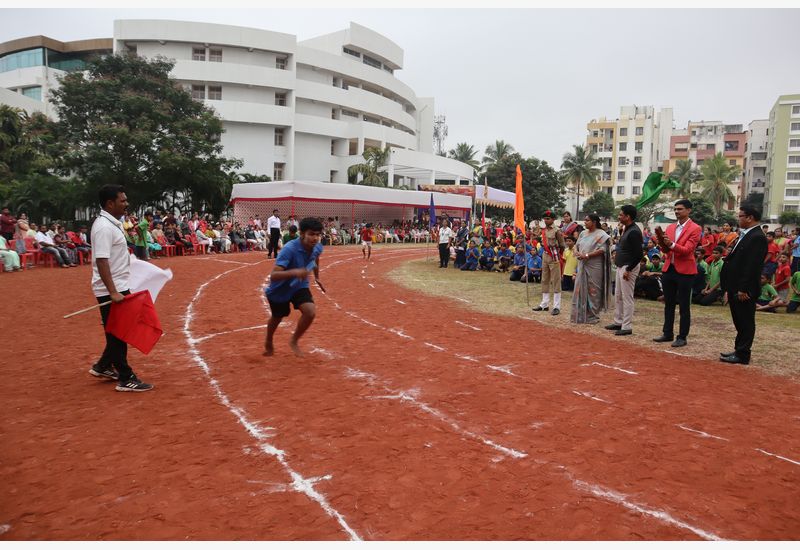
[89,184,152,392]
[267,209,282,258]
[438,220,454,268]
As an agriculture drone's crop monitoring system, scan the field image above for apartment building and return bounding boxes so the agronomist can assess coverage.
[0,20,473,187]
[764,94,800,221]
[743,119,769,201]
[584,105,673,203]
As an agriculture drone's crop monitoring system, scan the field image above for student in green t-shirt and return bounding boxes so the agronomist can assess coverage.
[697,246,725,306]
[134,211,153,260]
[786,271,800,314]
[282,225,298,244]
[755,273,779,312]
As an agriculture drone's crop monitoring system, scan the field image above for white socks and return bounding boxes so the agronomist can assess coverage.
[553,293,562,309]
[540,293,550,308]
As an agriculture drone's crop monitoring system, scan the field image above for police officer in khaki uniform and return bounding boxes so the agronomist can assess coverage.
[532,210,566,315]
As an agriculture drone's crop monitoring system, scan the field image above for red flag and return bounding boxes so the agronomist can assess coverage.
[106,290,163,355]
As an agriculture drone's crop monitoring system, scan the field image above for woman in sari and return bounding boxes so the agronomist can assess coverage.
[571,213,613,324]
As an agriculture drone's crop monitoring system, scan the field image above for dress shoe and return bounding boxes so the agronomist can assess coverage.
[652,334,674,343]
[720,354,749,365]
[671,338,687,348]
[532,306,549,312]
[605,324,622,331]
[551,308,560,316]
[720,351,737,358]
[614,329,633,336]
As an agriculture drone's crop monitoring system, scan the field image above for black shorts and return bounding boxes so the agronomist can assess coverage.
[267,287,314,318]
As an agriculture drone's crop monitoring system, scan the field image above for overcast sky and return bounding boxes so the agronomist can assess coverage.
[2,8,799,167]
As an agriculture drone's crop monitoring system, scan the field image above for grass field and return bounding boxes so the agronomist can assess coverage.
[388,257,800,379]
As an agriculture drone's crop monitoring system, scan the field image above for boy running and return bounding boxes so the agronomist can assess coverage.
[264,218,325,357]
[360,223,374,260]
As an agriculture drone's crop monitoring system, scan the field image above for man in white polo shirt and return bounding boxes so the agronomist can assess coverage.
[266,209,282,259]
[89,184,153,392]
[438,218,454,268]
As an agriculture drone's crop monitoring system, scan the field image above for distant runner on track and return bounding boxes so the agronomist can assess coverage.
[360,223,374,260]
[263,218,325,357]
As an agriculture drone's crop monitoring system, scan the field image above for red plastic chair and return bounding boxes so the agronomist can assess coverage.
[9,239,35,270]
[188,233,206,255]
[157,235,176,257]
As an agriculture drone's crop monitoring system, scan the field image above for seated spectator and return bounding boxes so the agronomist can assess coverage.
[756,274,779,313]
[461,241,479,271]
[496,243,513,273]
[786,269,800,313]
[697,246,725,306]
[283,225,298,244]
[773,253,792,306]
[195,227,214,253]
[68,227,91,256]
[36,225,74,267]
[509,244,527,281]
[245,226,262,250]
[216,224,232,253]
[634,254,663,300]
[763,231,781,278]
[146,229,163,257]
[691,249,708,303]
[526,247,542,283]
[479,244,496,271]
[645,239,659,261]
[0,234,21,272]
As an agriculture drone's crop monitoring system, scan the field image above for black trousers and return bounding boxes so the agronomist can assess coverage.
[696,288,723,306]
[727,290,756,361]
[268,228,281,257]
[96,290,133,382]
[661,265,693,339]
[454,248,466,268]
[438,243,450,267]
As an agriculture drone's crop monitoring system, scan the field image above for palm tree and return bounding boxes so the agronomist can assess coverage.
[560,144,601,218]
[448,142,480,174]
[669,159,700,198]
[0,105,28,178]
[347,146,390,187]
[481,140,515,170]
[699,153,741,216]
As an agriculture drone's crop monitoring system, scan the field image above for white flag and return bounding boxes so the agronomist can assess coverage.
[128,253,173,302]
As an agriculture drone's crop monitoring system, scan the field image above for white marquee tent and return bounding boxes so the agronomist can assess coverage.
[230,181,472,227]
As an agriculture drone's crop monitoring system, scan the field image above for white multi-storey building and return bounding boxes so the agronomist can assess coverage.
[0,20,473,187]
[744,119,769,200]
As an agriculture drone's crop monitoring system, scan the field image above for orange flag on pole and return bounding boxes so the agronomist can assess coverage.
[514,164,525,233]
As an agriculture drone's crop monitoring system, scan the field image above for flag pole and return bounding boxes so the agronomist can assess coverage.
[63,301,109,319]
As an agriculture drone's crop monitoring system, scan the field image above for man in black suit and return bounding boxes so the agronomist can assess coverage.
[719,204,769,365]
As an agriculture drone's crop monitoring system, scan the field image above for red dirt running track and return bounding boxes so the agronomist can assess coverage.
[1,245,798,540]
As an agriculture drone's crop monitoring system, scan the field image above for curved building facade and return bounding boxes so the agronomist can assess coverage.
[1,20,473,187]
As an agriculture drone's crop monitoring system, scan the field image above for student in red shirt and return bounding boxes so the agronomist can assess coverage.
[763,231,781,278]
[360,223,374,260]
[774,252,791,303]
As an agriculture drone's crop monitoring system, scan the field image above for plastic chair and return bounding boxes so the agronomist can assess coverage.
[9,239,35,270]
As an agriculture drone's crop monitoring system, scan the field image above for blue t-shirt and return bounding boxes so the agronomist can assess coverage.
[466,248,480,264]
[481,247,495,259]
[497,248,513,259]
[793,236,800,258]
[527,253,542,270]
[265,238,324,302]
[513,252,526,267]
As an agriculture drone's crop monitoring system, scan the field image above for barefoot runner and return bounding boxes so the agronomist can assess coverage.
[264,217,325,357]
[360,223,374,260]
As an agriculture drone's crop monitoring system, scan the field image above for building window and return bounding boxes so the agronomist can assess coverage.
[275,92,287,106]
[632,186,641,195]
[635,127,643,136]
[0,48,44,73]
[790,139,800,149]
[675,142,688,151]
[729,160,737,166]
[191,85,205,100]
[276,57,287,70]
[20,86,42,101]
[617,171,626,181]
[209,49,222,62]
[592,130,598,138]
[787,172,800,181]
[706,143,716,151]
[618,156,627,166]
[207,85,222,100]
[343,47,360,58]
[274,128,285,146]
[633,156,642,166]
[724,141,739,152]
[330,170,337,182]
[793,105,800,115]
[341,109,359,118]
[616,186,625,195]
[618,142,627,152]
[619,128,627,137]
[363,54,382,69]
[633,171,641,180]
[788,155,800,164]
[192,47,205,61]
[791,122,800,132]
[634,142,643,153]
[591,144,598,153]
[274,163,285,180]
[330,139,335,155]
[784,205,799,212]
[604,187,612,195]
[785,189,800,197]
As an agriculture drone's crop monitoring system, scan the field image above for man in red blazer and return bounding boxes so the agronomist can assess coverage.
[652,199,702,347]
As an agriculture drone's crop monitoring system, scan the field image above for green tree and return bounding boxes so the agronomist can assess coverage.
[448,142,480,176]
[481,140,515,170]
[778,211,800,226]
[347,146,389,187]
[559,144,601,218]
[669,159,700,198]
[698,153,740,216]
[482,153,565,220]
[685,193,717,228]
[50,53,241,216]
[583,190,616,219]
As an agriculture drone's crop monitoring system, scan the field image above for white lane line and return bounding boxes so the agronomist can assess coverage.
[388,328,413,339]
[0,525,10,535]
[424,342,446,351]
[581,361,638,376]
[368,283,375,288]
[345,311,382,329]
[310,347,339,359]
[185,262,361,541]
[211,258,257,266]
[570,478,724,541]
[572,390,612,404]
[455,354,480,363]
[663,350,690,357]
[756,448,800,466]
[677,424,729,442]
[191,324,269,343]
[453,297,471,303]
[394,299,406,305]
[455,320,482,331]
[486,364,519,378]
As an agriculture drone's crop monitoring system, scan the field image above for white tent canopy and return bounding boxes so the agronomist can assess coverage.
[474,185,516,209]
[231,181,471,227]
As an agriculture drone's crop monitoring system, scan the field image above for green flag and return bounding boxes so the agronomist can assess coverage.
[636,172,681,208]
